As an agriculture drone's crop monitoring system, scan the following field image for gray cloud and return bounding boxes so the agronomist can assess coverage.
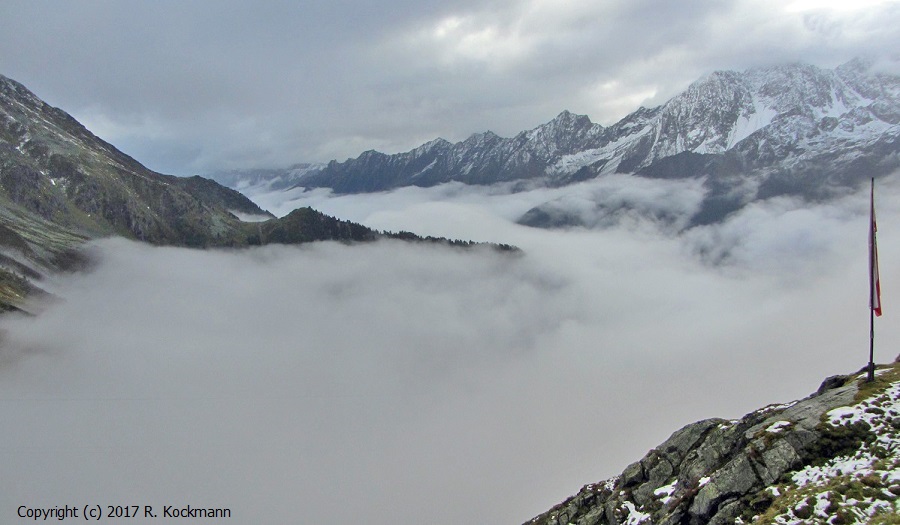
[2,1,898,174]
[2,175,899,524]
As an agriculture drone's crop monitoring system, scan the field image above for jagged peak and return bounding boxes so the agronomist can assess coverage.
[408,137,451,159]
[674,70,747,102]
[550,109,581,122]
[462,130,501,144]
[357,149,390,161]
[418,137,452,150]
[547,109,595,128]
[690,68,743,86]
[522,111,599,145]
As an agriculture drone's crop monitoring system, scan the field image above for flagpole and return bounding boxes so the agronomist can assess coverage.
[869,285,875,382]
[868,177,876,382]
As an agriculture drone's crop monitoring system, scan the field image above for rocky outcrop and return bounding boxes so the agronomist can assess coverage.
[526,365,900,524]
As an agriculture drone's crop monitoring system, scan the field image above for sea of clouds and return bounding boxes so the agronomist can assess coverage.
[2,174,898,524]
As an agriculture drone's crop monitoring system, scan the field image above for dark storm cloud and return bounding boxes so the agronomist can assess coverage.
[2,0,898,174]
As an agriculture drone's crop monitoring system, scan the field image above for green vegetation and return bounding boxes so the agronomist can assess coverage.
[854,364,900,404]
[755,471,899,524]
[869,510,900,525]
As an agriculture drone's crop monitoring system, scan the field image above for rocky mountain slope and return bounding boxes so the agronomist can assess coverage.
[0,75,490,313]
[0,75,276,246]
[526,363,900,525]
[216,58,900,229]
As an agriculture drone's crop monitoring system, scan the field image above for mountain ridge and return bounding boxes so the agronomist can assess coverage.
[0,72,271,248]
[212,57,900,229]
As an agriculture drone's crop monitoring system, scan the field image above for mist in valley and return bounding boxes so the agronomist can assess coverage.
[2,175,898,524]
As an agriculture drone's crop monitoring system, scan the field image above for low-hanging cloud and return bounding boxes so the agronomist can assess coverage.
[3,174,900,524]
[248,174,707,235]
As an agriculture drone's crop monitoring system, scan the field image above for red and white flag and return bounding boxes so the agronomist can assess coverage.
[870,180,882,317]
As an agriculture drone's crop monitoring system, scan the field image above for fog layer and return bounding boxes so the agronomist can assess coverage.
[2,177,898,524]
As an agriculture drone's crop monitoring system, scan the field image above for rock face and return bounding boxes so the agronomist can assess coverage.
[526,366,900,524]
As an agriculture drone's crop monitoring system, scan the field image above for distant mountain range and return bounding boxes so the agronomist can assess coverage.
[211,58,900,229]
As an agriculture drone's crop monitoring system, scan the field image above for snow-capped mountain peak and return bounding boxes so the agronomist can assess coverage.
[211,58,899,227]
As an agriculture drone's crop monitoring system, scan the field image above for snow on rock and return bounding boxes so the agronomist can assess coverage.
[765,371,900,524]
[765,421,793,434]
[621,501,651,525]
[653,480,678,505]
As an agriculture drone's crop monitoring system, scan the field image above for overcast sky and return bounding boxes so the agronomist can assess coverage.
[2,0,899,175]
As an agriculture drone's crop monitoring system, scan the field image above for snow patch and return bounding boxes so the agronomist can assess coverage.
[550,148,606,175]
[768,377,900,525]
[621,501,651,525]
[410,159,437,179]
[766,421,793,434]
[813,491,833,518]
[727,101,779,149]
[653,480,678,505]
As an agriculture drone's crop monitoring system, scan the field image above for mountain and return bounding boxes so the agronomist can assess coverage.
[0,72,281,282]
[211,110,607,193]
[526,362,900,525]
[222,58,899,229]
[292,109,607,191]
[0,75,493,312]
